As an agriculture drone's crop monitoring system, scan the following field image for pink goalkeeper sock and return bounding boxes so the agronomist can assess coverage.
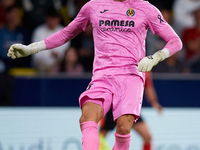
[113,132,131,150]
[80,121,99,150]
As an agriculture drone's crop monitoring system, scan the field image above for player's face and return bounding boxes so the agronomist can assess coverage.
[6,8,20,27]
[46,17,60,30]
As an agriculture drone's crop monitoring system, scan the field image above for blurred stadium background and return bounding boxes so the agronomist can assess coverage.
[0,73,200,150]
[0,0,200,150]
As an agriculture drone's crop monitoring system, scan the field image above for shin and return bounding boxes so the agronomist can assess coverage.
[79,102,104,150]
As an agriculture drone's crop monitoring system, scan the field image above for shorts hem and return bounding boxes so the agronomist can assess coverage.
[114,111,140,123]
[79,95,104,108]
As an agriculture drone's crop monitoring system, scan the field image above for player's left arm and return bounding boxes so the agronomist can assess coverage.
[138,4,183,72]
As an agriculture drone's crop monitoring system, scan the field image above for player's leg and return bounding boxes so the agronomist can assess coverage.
[80,101,104,123]
[132,118,152,150]
[99,109,116,150]
[113,114,135,150]
[80,101,104,150]
[112,74,144,150]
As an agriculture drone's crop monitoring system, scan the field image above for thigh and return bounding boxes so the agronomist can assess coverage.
[79,76,113,117]
[80,102,104,124]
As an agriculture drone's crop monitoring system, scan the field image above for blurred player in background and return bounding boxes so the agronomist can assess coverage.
[7,0,182,149]
[99,71,163,150]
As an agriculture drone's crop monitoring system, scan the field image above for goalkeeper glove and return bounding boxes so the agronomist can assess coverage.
[7,41,46,59]
[138,50,167,72]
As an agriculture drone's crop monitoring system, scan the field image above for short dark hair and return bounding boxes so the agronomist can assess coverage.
[45,7,61,18]
[6,5,18,13]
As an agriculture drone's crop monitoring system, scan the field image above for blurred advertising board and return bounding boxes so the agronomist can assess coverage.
[0,107,200,150]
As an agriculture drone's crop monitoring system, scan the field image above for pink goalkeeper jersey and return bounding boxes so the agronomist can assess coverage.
[44,0,175,80]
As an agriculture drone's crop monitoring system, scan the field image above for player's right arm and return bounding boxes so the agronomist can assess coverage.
[7,2,91,59]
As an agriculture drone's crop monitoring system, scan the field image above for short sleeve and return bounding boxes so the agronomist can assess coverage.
[146,4,169,34]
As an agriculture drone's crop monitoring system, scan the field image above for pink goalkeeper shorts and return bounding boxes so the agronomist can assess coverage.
[79,74,145,121]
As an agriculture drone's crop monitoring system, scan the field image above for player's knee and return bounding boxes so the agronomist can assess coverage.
[79,107,104,123]
[143,133,152,143]
[79,113,93,123]
[79,114,87,124]
[116,124,131,135]
[116,114,135,135]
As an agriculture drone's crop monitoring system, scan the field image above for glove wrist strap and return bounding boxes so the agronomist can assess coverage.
[28,40,46,55]
[154,50,167,62]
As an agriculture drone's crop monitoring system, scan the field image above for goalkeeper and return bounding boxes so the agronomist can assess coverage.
[7,0,182,149]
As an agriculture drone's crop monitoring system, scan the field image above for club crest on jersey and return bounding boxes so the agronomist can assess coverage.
[126,8,135,17]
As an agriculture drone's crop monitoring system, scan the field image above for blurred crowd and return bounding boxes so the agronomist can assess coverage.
[0,0,200,104]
